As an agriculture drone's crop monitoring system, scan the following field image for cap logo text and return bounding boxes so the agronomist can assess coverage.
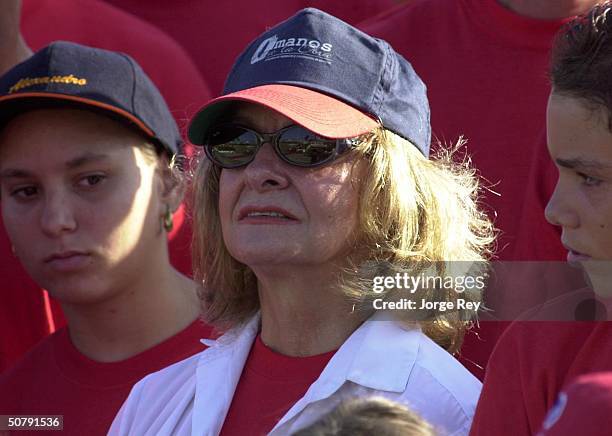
[9,75,87,94]
[250,34,333,65]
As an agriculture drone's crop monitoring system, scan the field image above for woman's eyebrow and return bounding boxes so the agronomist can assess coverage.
[0,153,112,180]
[65,152,112,169]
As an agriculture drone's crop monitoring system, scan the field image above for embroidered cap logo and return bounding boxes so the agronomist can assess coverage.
[9,75,87,94]
[250,33,333,65]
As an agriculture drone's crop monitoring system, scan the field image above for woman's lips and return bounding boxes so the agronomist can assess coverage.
[238,206,299,224]
[44,252,92,272]
[239,214,299,225]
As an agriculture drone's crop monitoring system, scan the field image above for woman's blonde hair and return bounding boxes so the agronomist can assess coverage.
[192,127,495,353]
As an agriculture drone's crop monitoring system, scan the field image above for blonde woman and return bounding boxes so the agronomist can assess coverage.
[111,8,494,436]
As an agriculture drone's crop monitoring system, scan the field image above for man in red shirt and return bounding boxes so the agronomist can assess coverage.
[360,0,599,379]
[1,0,211,373]
[102,0,397,95]
[471,4,612,433]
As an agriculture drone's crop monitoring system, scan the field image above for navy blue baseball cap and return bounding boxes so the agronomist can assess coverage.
[188,8,431,156]
[0,41,181,156]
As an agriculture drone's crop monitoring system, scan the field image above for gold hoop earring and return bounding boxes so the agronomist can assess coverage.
[163,205,173,232]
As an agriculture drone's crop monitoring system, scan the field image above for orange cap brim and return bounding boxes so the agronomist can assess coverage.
[188,84,379,144]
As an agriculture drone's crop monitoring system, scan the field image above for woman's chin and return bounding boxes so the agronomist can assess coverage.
[235,251,300,268]
[228,239,307,265]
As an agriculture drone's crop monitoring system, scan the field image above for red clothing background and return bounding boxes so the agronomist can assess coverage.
[0,0,211,373]
[360,0,573,379]
[0,320,211,436]
[360,0,567,262]
[102,0,397,95]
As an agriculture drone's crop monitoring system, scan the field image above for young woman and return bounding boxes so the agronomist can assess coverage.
[111,8,494,436]
[0,41,209,435]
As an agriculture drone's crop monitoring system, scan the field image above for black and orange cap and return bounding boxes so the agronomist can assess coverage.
[0,41,181,156]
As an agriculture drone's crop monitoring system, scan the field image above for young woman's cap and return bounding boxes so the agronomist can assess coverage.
[0,41,181,156]
[188,8,431,157]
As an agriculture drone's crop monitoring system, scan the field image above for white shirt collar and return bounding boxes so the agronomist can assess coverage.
[194,312,423,434]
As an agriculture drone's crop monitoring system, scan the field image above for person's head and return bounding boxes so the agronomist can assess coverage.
[290,396,437,436]
[0,41,184,304]
[546,3,612,292]
[191,9,494,351]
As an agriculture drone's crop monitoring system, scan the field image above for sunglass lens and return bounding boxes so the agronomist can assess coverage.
[277,126,337,166]
[206,126,258,167]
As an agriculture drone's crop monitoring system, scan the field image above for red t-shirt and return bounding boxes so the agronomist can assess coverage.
[220,334,336,436]
[360,0,574,379]
[0,0,212,373]
[102,0,397,95]
[470,321,612,436]
[0,319,211,436]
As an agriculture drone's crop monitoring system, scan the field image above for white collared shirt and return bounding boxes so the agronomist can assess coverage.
[109,314,481,436]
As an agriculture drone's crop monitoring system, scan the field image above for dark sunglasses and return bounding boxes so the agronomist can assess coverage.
[203,123,360,169]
